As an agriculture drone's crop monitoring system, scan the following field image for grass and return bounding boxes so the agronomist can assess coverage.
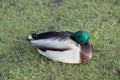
[0,0,120,80]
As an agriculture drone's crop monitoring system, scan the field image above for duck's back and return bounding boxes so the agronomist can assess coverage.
[31,31,73,40]
[28,31,77,51]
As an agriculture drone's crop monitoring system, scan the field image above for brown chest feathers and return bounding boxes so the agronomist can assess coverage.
[80,41,93,64]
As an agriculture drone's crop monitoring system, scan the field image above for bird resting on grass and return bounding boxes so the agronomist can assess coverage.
[28,31,93,64]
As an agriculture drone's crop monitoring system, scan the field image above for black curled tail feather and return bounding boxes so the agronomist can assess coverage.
[31,33,39,39]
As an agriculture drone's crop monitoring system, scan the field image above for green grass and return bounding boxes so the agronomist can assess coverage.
[0,0,120,80]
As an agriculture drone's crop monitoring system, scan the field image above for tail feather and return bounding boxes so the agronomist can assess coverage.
[27,33,39,42]
[26,35,33,42]
[31,33,38,39]
[29,35,33,40]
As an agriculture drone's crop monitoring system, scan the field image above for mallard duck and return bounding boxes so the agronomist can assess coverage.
[28,31,93,64]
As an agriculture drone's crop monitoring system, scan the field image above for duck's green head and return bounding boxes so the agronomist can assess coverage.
[71,31,89,44]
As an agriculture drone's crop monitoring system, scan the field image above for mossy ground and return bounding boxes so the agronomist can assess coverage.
[0,0,120,80]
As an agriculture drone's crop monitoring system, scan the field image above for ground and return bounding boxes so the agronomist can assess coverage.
[0,0,120,80]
